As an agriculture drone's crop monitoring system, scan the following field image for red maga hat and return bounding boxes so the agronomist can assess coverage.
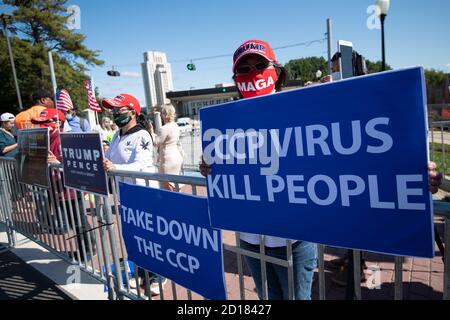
[233,40,277,73]
[102,93,141,115]
[32,108,65,123]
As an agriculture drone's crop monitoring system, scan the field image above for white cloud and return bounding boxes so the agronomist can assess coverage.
[447,63,450,68]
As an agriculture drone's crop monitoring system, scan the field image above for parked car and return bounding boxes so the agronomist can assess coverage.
[176,118,193,136]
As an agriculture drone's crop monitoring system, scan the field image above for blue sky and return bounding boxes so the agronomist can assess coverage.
[2,0,450,107]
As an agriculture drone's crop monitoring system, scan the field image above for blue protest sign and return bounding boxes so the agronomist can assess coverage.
[200,67,434,258]
[119,182,227,300]
[60,133,108,196]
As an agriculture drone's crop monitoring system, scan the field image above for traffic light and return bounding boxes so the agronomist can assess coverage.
[107,70,121,77]
[187,63,196,71]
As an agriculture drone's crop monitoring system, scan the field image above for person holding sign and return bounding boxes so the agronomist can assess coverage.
[201,40,317,300]
[101,93,165,295]
[200,40,443,300]
[101,94,156,177]
[32,108,97,262]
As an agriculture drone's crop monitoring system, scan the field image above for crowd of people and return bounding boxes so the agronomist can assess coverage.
[0,39,444,301]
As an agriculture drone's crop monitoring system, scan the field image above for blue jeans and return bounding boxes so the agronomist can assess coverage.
[240,240,317,300]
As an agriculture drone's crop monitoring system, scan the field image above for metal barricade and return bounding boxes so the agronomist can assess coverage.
[0,119,449,300]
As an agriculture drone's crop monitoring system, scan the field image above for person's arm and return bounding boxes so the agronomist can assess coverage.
[155,125,169,147]
[48,151,61,164]
[428,162,443,194]
[2,143,18,154]
[83,119,91,132]
[0,135,16,155]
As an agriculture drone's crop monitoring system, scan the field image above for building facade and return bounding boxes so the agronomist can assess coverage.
[166,84,239,119]
[141,51,174,111]
[166,81,304,119]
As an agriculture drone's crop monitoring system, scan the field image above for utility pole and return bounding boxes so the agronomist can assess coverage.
[1,14,23,110]
[48,51,58,103]
[326,18,333,76]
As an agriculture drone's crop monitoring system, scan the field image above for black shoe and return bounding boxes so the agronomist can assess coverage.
[331,266,367,287]
[325,257,349,271]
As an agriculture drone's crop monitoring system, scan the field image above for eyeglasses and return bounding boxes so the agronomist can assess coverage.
[236,61,273,74]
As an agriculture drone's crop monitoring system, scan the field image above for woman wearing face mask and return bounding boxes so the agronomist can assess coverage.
[201,40,444,300]
[102,93,157,180]
[202,40,317,300]
[101,93,166,296]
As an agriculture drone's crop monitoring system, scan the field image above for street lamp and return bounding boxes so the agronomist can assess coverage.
[1,13,23,110]
[376,0,390,71]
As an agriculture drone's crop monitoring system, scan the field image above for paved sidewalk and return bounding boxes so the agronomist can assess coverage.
[0,245,73,300]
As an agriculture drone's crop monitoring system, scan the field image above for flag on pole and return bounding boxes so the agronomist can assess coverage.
[85,79,102,112]
[56,88,74,112]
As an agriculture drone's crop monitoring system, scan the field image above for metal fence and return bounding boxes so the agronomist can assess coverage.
[0,123,449,300]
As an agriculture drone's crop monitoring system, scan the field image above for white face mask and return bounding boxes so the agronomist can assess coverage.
[331,72,342,81]
[66,114,73,121]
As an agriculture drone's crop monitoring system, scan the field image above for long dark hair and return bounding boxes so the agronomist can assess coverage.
[137,113,148,128]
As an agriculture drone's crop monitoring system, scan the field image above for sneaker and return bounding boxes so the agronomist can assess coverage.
[150,279,168,296]
[140,279,168,296]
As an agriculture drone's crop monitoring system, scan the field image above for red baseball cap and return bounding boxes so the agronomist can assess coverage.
[102,94,141,115]
[31,108,65,123]
[233,40,277,73]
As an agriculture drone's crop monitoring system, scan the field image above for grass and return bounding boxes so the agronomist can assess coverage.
[430,143,450,175]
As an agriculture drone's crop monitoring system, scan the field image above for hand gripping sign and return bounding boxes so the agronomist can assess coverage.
[200,67,434,258]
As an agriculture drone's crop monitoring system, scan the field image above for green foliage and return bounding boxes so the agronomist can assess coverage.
[284,57,328,83]
[425,69,448,87]
[365,59,392,74]
[1,0,104,113]
[430,142,450,174]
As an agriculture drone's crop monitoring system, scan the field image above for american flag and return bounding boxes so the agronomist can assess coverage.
[85,79,102,112]
[56,89,74,112]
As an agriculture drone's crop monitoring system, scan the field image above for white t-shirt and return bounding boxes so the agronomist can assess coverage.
[105,125,158,188]
[240,233,293,248]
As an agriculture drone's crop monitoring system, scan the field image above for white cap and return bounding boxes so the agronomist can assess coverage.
[0,113,15,122]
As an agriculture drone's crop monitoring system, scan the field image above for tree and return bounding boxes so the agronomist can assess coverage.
[425,69,448,87]
[284,57,328,84]
[365,59,392,74]
[1,0,104,113]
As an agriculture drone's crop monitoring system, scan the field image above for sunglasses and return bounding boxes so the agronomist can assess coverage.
[113,107,132,115]
[236,61,273,74]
